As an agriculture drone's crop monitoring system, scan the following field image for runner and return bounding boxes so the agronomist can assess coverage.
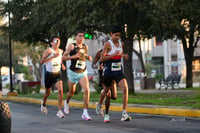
[96,26,131,122]
[62,30,92,121]
[92,37,117,117]
[40,36,65,118]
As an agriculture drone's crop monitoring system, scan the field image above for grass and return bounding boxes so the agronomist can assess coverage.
[16,87,200,109]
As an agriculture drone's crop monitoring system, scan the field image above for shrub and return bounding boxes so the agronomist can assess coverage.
[92,81,103,93]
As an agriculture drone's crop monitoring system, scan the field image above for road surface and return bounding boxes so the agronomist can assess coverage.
[6,101,200,133]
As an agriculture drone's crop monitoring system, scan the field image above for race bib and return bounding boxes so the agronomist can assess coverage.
[52,61,60,70]
[111,62,122,71]
[75,60,86,69]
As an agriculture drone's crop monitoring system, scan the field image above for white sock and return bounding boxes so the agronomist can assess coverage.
[83,109,88,114]
[122,110,126,114]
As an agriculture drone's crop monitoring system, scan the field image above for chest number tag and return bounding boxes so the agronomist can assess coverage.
[111,62,121,71]
[75,60,86,69]
[52,60,60,69]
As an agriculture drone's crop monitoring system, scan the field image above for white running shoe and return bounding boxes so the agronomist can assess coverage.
[81,112,92,121]
[41,101,47,115]
[104,114,110,123]
[95,102,104,117]
[121,112,131,121]
[63,100,69,114]
[56,110,65,118]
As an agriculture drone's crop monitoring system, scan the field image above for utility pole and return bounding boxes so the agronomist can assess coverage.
[8,0,14,94]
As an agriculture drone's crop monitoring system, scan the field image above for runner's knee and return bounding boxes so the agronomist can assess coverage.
[58,88,63,93]
[84,88,89,94]
[122,87,128,94]
[68,91,75,97]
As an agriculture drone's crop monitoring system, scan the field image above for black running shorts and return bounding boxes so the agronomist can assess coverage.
[103,73,126,87]
[45,71,61,89]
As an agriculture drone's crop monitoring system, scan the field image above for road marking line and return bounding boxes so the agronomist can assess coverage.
[54,128,79,133]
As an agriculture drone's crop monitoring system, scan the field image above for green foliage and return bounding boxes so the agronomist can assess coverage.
[18,84,41,95]
[1,0,199,88]
[34,85,41,94]
[14,64,34,81]
[17,88,200,109]
[92,81,103,93]
[154,74,164,81]
[148,0,200,87]
[14,64,29,75]
[144,64,152,77]
[0,34,9,67]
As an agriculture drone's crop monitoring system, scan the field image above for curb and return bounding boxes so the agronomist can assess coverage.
[1,96,200,118]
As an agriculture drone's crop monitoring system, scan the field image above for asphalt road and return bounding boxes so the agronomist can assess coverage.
[7,101,200,133]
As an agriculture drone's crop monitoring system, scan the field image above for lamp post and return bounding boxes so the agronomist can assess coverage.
[7,0,16,96]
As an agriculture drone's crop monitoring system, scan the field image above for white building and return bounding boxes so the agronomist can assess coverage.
[132,37,200,87]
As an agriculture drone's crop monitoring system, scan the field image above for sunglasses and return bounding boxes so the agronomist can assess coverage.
[53,39,59,44]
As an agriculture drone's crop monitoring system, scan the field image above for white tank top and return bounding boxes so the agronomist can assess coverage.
[45,48,63,72]
[107,40,122,55]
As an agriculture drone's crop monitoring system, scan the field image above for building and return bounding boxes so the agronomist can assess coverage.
[132,37,200,87]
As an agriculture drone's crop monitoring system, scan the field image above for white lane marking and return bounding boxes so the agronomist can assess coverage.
[54,128,79,133]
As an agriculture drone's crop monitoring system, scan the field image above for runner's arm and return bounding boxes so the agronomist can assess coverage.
[85,45,92,61]
[100,42,120,62]
[62,44,79,61]
[40,48,54,64]
[92,51,101,68]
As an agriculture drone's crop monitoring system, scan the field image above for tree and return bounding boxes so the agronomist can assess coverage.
[98,0,155,91]
[0,0,113,50]
[0,33,9,68]
[148,0,200,88]
[0,33,9,91]
[13,41,45,81]
[0,0,154,92]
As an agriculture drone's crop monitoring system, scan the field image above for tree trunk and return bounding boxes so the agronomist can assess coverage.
[138,40,147,89]
[185,57,193,88]
[181,37,193,88]
[32,60,41,81]
[123,39,134,93]
[60,35,68,51]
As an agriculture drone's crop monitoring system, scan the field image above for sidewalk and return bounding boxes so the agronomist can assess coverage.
[1,88,200,118]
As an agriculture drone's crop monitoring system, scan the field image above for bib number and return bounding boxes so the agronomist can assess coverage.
[75,60,86,69]
[111,62,121,71]
[52,61,60,70]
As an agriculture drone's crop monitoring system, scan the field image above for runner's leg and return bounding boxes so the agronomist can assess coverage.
[79,76,90,109]
[43,88,51,106]
[110,81,117,100]
[118,79,128,110]
[66,80,77,104]
[55,80,63,110]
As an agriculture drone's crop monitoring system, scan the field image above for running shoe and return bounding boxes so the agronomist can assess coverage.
[95,102,104,116]
[121,112,131,121]
[104,114,110,123]
[41,101,47,115]
[63,100,69,114]
[56,110,65,118]
[81,112,92,121]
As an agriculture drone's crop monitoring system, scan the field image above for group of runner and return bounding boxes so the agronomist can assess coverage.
[40,26,131,123]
